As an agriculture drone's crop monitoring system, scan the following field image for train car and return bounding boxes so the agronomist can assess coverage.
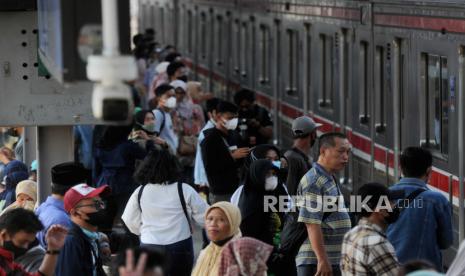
[138,0,465,266]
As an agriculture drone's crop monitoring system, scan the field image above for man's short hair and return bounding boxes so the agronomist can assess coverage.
[164,52,181,63]
[400,147,433,178]
[0,208,43,235]
[216,101,238,114]
[154,84,174,98]
[166,61,185,77]
[233,89,255,105]
[318,132,347,151]
[206,98,220,113]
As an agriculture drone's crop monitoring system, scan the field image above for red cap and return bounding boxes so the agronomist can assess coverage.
[64,184,111,213]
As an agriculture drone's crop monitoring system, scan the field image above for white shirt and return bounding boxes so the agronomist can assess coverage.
[194,120,215,186]
[230,185,244,206]
[122,182,209,245]
[153,109,179,153]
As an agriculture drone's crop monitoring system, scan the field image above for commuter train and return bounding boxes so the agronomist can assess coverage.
[137,0,465,264]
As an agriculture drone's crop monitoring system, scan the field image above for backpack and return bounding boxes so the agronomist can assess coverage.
[155,109,166,135]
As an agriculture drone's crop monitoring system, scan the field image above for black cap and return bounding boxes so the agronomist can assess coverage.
[357,182,404,209]
[51,162,87,187]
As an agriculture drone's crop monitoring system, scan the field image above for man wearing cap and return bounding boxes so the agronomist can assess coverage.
[284,116,322,196]
[36,162,87,248]
[341,182,401,275]
[55,183,110,276]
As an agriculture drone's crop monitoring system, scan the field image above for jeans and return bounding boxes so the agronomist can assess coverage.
[142,237,194,276]
[297,265,341,276]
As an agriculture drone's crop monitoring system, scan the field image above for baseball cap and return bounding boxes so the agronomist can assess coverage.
[170,80,187,92]
[30,160,38,172]
[357,182,404,210]
[64,184,111,213]
[292,116,322,137]
[51,162,87,187]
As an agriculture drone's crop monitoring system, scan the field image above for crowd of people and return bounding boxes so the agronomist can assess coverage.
[0,29,464,276]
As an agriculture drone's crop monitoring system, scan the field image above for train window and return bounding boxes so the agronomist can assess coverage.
[159,7,165,43]
[420,54,449,155]
[259,25,270,85]
[286,29,298,96]
[319,34,334,108]
[200,12,207,60]
[233,19,241,75]
[241,22,248,78]
[375,46,386,133]
[359,41,369,125]
[216,16,223,66]
[187,10,193,53]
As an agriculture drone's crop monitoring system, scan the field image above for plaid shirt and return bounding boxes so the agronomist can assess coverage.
[341,218,399,276]
[297,163,351,266]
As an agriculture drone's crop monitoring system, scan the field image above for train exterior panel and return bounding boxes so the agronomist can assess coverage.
[138,0,465,265]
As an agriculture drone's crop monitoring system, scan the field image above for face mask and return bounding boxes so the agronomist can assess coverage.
[142,123,156,133]
[384,206,400,224]
[272,160,281,169]
[223,118,239,130]
[164,97,177,109]
[265,176,278,191]
[177,75,188,82]
[82,209,107,228]
[3,240,28,258]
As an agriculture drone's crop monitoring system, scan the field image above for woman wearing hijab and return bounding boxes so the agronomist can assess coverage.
[131,109,167,149]
[0,147,29,211]
[94,125,155,236]
[218,237,274,276]
[192,201,242,276]
[237,159,286,246]
[1,179,37,215]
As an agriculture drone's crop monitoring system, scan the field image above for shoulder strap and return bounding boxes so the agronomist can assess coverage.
[177,182,193,234]
[156,109,166,134]
[400,188,427,211]
[138,185,147,212]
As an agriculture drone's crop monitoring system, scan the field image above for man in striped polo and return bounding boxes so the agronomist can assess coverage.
[296,132,352,276]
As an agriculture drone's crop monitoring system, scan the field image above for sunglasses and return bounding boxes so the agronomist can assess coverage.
[75,199,106,211]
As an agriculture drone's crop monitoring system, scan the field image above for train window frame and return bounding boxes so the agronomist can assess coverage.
[216,15,223,66]
[374,45,387,133]
[359,41,370,125]
[233,19,241,76]
[419,53,449,157]
[240,21,248,78]
[186,10,193,53]
[306,26,311,107]
[159,7,165,43]
[259,24,270,85]
[199,12,207,60]
[318,33,334,109]
[285,29,299,97]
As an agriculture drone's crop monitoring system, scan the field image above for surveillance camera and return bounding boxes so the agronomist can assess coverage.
[91,83,134,122]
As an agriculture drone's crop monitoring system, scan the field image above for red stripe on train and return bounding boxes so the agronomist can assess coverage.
[375,14,465,34]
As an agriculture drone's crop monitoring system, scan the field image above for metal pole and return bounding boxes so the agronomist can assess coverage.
[392,39,401,181]
[458,46,465,242]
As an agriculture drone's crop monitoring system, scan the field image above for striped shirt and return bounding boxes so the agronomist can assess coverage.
[296,162,351,266]
[341,218,399,276]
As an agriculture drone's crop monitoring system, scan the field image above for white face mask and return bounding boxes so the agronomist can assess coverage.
[223,118,239,130]
[164,97,177,108]
[265,176,278,191]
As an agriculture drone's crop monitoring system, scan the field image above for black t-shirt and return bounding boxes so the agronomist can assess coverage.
[238,105,273,146]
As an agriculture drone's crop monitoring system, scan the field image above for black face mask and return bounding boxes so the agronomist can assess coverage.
[3,240,28,258]
[5,128,19,137]
[82,209,107,228]
[384,206,400,224]
[177,75,188,82]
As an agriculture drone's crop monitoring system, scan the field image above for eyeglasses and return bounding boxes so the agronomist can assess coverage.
[75,200,106,211]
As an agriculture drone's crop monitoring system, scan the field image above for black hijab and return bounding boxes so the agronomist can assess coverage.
[240,144,281,184]
[134,109,156,135]
[97,125,133,150]
[238,159,277,220]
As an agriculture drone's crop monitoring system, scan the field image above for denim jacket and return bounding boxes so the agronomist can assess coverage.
[386,178,453,271]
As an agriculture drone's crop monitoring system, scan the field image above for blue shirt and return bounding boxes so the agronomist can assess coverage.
[194,120,215,186]
[387,178,453,272]
[35,196,72,248]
